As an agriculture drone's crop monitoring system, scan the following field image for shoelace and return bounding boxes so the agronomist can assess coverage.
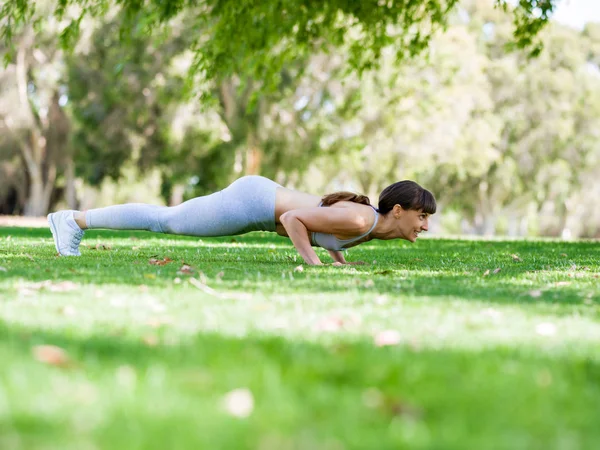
[70,229,84,250]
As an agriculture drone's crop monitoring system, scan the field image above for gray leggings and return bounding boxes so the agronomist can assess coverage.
[85,176,281,236]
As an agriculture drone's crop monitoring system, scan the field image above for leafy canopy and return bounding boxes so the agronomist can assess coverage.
[1,0,558,84]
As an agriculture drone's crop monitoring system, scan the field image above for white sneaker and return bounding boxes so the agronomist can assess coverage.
[47,210,84,256]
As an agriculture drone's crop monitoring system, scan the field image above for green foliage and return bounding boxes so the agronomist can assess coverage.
[1,0,558,88]
[1,0,598,235]
[66,12,196,186]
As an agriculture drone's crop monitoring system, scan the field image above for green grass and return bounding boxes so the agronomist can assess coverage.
[0,227,599,450]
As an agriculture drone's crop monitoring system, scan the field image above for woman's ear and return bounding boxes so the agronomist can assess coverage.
[393,204,403,219]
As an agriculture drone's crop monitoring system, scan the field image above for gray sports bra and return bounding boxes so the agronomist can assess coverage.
[310,204,379,251]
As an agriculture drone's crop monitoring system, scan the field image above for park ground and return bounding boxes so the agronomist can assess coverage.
[0,225,599,450]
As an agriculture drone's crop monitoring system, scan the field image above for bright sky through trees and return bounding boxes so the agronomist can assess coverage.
[553,0,600,28]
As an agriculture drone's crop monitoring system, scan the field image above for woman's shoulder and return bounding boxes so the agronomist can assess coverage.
[329,202,377,232]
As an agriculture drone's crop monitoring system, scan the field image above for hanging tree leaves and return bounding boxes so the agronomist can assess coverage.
[1,0,559,88]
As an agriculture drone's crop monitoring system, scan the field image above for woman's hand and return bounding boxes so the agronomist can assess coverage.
[280,212,323,265]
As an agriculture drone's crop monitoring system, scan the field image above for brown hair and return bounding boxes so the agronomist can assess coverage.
[321,181,436,215]
[378,180,436,215]
[321,192,372,207]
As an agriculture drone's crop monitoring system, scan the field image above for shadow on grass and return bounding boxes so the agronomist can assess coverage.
[2,228,598,309]
[2,316,600,397]
[1,315,600,450]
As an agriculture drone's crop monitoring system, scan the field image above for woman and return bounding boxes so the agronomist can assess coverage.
[48,175,436,265]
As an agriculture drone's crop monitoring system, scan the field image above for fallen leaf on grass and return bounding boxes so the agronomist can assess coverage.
[493,268,501,274]
[222,388,254,418]
[216,271,225,279]
[555,281,571,287]
[483,270,490,277]
[149,257,173,266]
[92,243,111,251]
[560,253,568,257]
[387,399,424,419]
[362,388,422,419]
[374,330,402,347]
[316,316,344,332]
[293,265,304,272]
[177,263,195,275]
[529,290,543,298]
[32,345,71,367]
[511,254,522,262]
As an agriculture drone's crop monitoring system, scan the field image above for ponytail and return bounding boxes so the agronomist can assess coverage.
[321,192,372,207]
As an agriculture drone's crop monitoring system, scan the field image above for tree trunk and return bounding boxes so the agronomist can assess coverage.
[24,171,47,216]
[474,182,497,236]
[169,183,185,206]
[64,157,78,209]
[245,145,262,175]
[7,31,72,216]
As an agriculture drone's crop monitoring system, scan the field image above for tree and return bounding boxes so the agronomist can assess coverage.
[0,20,72,216]
[1,0,560,92]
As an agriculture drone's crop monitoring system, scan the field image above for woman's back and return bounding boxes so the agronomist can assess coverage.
[274,187,321,220]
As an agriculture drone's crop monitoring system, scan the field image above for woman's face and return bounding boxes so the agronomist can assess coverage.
[398,208,430,242]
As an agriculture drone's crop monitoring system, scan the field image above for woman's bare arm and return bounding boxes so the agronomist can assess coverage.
[280,206,369,266]
[279,212,323,265]
[328,250,347,264]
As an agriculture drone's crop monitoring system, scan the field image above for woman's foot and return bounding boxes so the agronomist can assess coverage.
[47,210,84,256]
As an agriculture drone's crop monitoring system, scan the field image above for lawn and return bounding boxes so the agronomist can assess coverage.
[0,226,599,450]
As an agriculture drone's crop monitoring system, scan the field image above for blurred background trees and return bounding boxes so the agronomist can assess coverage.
[1,0,599,238]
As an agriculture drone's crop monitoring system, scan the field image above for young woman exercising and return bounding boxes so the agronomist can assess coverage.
[48,175,436,265]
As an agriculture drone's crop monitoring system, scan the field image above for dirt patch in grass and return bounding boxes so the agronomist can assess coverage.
[0,215,48,228]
